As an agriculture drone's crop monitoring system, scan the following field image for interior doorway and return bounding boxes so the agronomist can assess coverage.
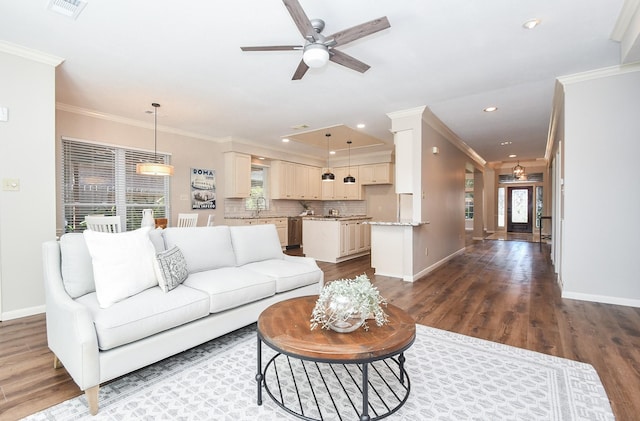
[507,186,533,233]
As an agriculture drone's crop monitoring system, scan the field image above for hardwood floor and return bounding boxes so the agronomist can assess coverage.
[1,238,639,420]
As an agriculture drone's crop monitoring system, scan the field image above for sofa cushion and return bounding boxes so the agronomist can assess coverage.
[59,233,96,298]
[230,224,283,265]
[156,246,189,292]
[75,285,210,351]
[183,267,275,313]
[163,226,236,273]
[83,227,159,308]
[242,259,322,293]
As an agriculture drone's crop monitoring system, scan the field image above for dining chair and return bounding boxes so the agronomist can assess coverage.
[207,214,215,227]
[85,215,122,233]
[177,213,198,227]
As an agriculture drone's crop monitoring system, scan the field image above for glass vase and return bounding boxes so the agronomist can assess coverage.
[325,294,365,333]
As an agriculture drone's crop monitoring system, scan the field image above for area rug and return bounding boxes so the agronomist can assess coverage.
[25,324,613,421]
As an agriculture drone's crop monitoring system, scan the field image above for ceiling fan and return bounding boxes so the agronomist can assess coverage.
[240,0,390,80]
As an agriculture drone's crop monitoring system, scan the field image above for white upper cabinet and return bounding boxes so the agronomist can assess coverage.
[359,163,393,185]
[224,152,251,198]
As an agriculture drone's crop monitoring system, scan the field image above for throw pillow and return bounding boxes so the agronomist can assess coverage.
[156,246,189,292]
[83,227,159,308]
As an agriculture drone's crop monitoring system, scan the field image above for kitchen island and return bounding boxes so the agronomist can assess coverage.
[302,216,372,263]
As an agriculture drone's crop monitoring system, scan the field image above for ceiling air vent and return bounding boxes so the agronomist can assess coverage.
[47,0,87,20]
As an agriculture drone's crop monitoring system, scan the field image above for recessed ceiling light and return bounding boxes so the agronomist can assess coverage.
[483,106,498,112]
[357,123,365,129]
[258,157,265,160]
[509,154,517,158]
[500,141,513,146]
[330,151,336,155]
[281,138,290,143]
[523,19,541,29]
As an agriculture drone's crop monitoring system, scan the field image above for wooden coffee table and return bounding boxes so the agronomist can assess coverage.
[257,295,416,421]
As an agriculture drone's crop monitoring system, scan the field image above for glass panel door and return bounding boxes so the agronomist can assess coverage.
[507,186,533,232]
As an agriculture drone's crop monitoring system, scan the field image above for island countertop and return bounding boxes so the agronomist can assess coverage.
[365,221,429,226]
[303,215,371,222]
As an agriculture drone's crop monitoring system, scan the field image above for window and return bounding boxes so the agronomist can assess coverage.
[245,165,268,211]
[62,138,171,232]
[465,175,474,220]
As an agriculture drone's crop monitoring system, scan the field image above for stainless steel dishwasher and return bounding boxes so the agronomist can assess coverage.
[287,217,302,249]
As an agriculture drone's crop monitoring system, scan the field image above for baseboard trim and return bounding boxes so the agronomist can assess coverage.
[1,304,45,321]
[406,247,466,282]
[561,291,640,308]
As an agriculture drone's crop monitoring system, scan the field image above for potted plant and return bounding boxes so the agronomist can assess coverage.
[310,274,389,333]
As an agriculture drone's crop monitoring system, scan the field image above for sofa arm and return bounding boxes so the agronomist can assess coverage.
[283,254,324,286]
[42,241,100,391]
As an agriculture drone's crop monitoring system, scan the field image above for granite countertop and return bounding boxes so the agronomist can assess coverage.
[304,215,372,222]
[365,221,430,226]
[224,215,290,219]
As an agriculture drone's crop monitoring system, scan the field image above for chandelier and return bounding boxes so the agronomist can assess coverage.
[136,103,174,176]
[512,161,525,180]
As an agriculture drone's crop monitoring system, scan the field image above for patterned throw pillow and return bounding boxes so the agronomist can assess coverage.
[156,246,189,292]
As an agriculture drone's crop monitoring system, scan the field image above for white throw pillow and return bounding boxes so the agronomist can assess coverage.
[83,227,159,308]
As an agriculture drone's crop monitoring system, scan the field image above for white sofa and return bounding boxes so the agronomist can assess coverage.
[42,224,323,415]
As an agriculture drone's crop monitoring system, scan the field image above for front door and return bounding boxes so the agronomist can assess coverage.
[507,186,533,233]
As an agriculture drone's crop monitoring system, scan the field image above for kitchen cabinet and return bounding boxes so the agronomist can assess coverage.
[341,220,370,256]
[224,152,251,198]
[224,217,288,248]
[271,161,322,200]
[302,217,370,263]
[322,167,361,200]
[359,163,393,185]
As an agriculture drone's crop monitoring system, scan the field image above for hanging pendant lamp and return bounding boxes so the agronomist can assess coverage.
[321,133,335,181]
[343,140,356,184]
[136,102,174,176]
[512,161,525,180]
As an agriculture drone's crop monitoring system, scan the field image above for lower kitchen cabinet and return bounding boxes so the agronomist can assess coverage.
[224,217,288,248]
[302,218,370,263]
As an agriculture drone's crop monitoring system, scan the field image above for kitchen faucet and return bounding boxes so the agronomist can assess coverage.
[254,196,266,218]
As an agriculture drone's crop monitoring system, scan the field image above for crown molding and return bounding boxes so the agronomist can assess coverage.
[0,41,64,67]
[557,61,640,85]
[56,102,226,142]
[611,0,640,41]
[422,107,487,167]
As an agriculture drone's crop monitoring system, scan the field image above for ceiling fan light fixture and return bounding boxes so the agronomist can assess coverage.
[303,44,329,68]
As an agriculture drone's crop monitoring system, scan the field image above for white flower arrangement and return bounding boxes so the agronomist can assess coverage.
[310,274,389,332]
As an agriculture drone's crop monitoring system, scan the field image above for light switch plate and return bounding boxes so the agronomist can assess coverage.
[0,107,8,122]
[2,178,20,191]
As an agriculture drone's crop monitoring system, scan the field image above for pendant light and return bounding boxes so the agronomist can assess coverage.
[343,140,356,184]
[136,102,174,176]
[512,161,525,180]
[321,133,335,181]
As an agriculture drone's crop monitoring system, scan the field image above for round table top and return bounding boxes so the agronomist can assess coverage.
[257,295,416,363]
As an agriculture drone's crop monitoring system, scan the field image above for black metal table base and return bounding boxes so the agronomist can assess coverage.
[257,339,411,421]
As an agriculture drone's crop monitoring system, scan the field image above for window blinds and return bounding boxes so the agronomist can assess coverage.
[62,138,170,232]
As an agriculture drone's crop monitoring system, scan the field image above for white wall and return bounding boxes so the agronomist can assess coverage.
[560,66,640,306]
[0,49,61,320]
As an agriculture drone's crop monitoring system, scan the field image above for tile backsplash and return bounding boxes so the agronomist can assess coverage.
[224,198,367,218]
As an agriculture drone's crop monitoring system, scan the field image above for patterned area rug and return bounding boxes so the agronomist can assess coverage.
[26,324,613,420]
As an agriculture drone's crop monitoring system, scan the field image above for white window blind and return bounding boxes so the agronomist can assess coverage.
[62,138,170,232]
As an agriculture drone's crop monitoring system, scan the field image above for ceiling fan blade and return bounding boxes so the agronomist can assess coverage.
[241,45,302,51]
[329,50,370,73]
[282,0,317,42]
[292,60,309,80]
[328,16,390,46]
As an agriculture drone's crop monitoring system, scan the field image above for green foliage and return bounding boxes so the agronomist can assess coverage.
[310,274,389,331]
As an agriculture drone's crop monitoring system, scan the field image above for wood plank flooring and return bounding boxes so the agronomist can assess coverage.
[1,238,639,420]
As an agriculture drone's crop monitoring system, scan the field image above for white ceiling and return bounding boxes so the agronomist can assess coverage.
[0,0,635,164]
